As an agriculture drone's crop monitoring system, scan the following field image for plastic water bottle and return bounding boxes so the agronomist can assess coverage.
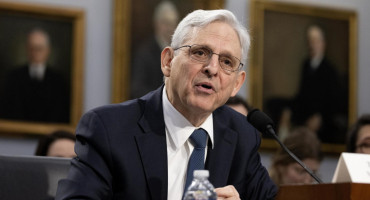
[183,170,217,200]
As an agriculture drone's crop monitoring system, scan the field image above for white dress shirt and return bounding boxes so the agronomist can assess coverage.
[29,63,46,81]
[310,55,323,70]
[162,87,214,200]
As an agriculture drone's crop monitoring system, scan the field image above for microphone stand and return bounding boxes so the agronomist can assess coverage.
[267,125,323,184]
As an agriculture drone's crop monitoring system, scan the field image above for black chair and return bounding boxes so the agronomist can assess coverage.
[0,155,70,200]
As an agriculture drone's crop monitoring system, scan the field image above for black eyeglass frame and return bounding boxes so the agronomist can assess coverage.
[174,44,244,72]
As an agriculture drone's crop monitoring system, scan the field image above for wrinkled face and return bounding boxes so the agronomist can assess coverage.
[279,158,320,185]
[355,125,370,154]
[162,22,245,120]
[27,31,50,65]
[47,139,76,158]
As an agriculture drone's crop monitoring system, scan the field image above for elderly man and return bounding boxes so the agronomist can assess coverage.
[56,10,277,200]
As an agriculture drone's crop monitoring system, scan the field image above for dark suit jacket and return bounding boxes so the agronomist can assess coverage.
[293,58,345,143]
[56,86,277,200]
[0,65,70,123]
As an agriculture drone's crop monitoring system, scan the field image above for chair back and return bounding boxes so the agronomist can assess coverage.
[0,155,70,200]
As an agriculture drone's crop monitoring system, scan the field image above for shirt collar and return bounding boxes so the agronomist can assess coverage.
[29,63,46,80]
[162,86,214,150]
[310,55,323,70]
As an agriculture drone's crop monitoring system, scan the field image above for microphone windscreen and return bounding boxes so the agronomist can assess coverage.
[246,109,275,133]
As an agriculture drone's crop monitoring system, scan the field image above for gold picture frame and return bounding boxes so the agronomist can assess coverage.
[0,2,85,135]
[249,0,357,153]
[111,0,224,103]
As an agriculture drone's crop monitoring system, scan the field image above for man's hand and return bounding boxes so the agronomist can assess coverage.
[214,185,240,200]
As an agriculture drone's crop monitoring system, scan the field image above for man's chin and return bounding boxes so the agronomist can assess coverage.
[189,99,217,113]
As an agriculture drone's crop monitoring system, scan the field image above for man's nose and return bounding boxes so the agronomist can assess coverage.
[202,54,220,76]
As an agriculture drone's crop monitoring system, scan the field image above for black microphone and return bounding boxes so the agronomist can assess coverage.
[247,109,323,184]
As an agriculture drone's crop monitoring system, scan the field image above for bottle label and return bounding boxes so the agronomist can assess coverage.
[184,191,217,200]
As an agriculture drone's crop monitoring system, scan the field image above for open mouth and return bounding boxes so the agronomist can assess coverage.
[196,82,214,93]
[201,84,212,89]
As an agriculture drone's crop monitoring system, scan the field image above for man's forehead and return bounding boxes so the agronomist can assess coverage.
[28,33,49,45]
[187,23,242,56]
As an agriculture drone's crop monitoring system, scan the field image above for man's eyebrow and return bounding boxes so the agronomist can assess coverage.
[195,44,236,57]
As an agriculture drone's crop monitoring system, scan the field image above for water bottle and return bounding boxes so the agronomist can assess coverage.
[183,170,217,200]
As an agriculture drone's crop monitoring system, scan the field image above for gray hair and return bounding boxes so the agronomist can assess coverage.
[171,9,250,64]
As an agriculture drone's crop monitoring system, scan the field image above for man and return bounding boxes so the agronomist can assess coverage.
[0,28,70,123]
[56,10,277,200]
[293,25,345,143]
[130,1,179,98]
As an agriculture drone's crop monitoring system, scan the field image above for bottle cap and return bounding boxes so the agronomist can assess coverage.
[194,170,209,178]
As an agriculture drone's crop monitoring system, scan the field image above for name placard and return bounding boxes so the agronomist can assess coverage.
[332,152,370,183]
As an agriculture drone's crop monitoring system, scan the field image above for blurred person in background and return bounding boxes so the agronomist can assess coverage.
[0,28,70,123]
[347,114,370,154]
[35,130,76,158]
[269,127,323,185]
[130,1,179,98]
[293,25,344,143]
[225,95,251,116]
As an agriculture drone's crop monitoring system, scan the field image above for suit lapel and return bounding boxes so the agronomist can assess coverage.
[135,87,168,200]
[135,132,167,200]
[205,111,238,187]
[133,87,239,198]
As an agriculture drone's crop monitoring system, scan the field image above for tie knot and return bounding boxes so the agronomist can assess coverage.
[190,128,207,148]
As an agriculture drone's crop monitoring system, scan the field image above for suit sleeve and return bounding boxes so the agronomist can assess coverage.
[56,110,114,199]
[240,128,278,200]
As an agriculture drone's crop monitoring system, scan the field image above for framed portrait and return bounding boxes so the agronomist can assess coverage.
[111,0,224,103]
[250,1,357,153]
[0,2,84,135]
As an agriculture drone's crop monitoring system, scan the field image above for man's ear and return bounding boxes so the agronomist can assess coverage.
[161,47,174,77]
[231,71,246,97]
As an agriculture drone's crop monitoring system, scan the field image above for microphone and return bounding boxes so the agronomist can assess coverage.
[247,109,323,184]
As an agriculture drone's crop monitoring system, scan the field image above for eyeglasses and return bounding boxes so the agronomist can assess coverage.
[174,44,244,72]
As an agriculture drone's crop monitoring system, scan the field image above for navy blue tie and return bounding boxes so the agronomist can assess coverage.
[183,128,208,194]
